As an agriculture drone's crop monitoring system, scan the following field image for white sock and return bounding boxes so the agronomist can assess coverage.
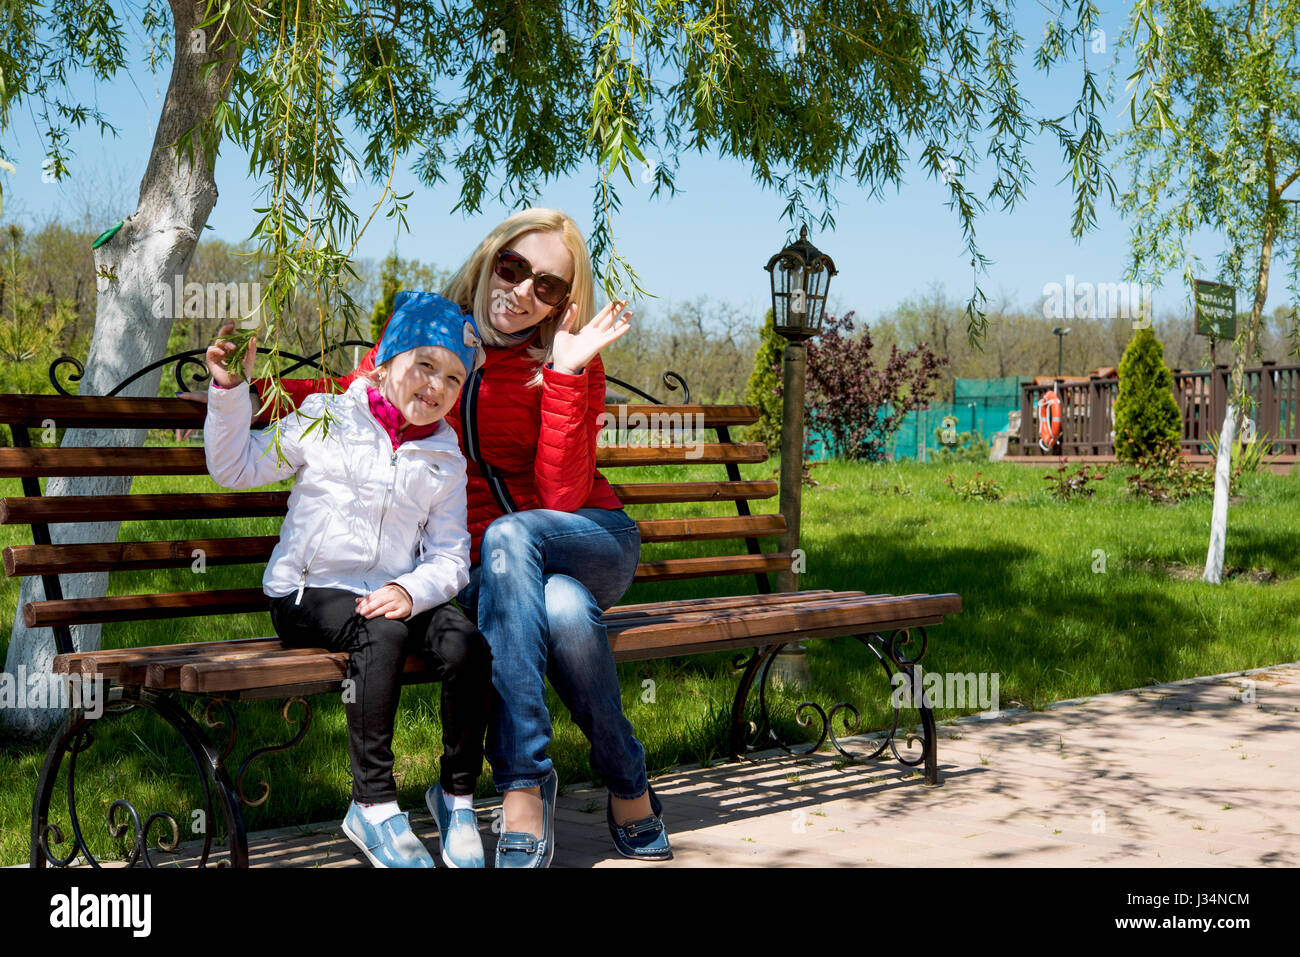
[443,790,475,813]
[359,801,401,826]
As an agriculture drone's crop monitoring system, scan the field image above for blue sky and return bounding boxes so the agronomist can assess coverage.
[0,2,1287,326]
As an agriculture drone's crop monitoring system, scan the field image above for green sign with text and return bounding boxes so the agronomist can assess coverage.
[1193,279,1237,339]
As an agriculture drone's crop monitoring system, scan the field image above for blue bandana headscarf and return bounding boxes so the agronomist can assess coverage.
[375,291,485,374]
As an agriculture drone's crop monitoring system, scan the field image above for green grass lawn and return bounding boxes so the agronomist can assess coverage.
[2,454,1298,865]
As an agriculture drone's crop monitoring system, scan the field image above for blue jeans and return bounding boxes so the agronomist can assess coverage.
[456,507,647,798]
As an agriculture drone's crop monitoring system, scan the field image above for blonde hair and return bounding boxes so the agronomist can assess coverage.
[357,361,388,387]
[441,208,595,388]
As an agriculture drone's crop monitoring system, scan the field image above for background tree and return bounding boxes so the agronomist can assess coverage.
[867,286,1300,400]
[0,0,1114,736]
[369,252,401,344]
[1113,327,1181,463]
[1118,1,1300,583]
[802,312,948,462]
[603,297,758,404]
[363,253,453,343]
[0,224,74,440]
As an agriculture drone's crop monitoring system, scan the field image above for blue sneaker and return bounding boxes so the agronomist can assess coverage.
[341,803,435,868]
[495,770,558,869]
[425,782,485,868]
[607,785,672,861]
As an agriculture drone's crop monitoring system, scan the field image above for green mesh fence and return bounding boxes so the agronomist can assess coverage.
[807,377,1031,461]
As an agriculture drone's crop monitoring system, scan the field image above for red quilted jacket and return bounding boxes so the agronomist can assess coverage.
[254,337,624,565]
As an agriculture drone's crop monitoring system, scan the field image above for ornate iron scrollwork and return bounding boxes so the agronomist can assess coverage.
[48,340,377,397]
[107,800,181,868]
[31,686,247,868]
[48,355,86,396]
[234,697,312,808]
[604,371,690,405]
[204,698,239,765]
[729,628,939,784]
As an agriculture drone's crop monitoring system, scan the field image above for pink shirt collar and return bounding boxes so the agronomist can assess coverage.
[366,385,441,449]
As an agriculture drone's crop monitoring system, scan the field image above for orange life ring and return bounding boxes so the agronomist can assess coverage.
[1037,389,1061,452]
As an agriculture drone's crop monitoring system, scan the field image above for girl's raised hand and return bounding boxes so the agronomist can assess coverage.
[551,299,633,375]
[205,322,256,389]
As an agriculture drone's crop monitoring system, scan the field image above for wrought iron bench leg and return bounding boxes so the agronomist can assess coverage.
[918,689,940,787]
[31,685,248,868]
[727,628,942,787]
[728,644,783,758]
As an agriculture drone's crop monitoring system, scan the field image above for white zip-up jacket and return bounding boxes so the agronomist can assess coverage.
[204,378,471,616]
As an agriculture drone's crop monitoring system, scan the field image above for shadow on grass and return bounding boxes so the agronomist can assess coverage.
[1212,524,1300,579]
[798,529,1268,708]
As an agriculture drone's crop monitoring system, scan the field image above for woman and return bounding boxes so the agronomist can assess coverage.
[238,209,670,867]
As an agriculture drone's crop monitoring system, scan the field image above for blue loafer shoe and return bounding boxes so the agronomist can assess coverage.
[425,782,485,868]
[341,803,436,868]
[607,784,672,861]
[494,770,558,869]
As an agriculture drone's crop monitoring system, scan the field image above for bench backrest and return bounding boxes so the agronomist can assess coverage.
[1,392,788,655]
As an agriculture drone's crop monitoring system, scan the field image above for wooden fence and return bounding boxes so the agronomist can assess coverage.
[1018,362,1300,456]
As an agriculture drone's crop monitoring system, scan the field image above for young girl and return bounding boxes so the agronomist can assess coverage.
[202,293,492,869]
[236,210,671,867]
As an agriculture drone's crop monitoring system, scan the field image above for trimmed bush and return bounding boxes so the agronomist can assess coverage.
[1114,327,1181,464]
[742,308,783,450]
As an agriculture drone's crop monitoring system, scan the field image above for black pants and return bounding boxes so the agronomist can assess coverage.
[269,588,492,804]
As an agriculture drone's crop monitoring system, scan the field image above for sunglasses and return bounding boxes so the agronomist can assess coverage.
[493,249,571,307]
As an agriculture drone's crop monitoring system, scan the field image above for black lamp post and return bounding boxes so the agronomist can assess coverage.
[764,225,837,591]
[763,226,836,688]
[765,225,837,342]
[1052,326,1071,377]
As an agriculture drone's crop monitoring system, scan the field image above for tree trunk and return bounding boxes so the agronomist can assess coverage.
[2,1,241,741]
[1203,399,1237,584]
[1203,192,1275,584]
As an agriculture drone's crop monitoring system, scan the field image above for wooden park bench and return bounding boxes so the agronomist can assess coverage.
[2,358,962,868]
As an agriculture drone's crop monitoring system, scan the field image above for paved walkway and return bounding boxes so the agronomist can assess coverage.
[22,663,1292,868]
[210,662,1300,867]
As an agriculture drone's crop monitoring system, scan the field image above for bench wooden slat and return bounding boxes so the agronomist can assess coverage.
[0,447,209,478]
[5,536,281,576]
[608,480,778,505]
[24,588,268,627]
[2,484,777,523]
[632,553,792,582]
[604,593,916,632]
[602,404,760,427]
[607,593,963,660]
[52,637,280,675]
[605,589,856,617]
[633,514,785,543]
[140,646,331,690]
[611,613,952,662]
[0,492,290,525]
[2,443,767,478]
[180,653,353,693]
[60,640,284,682]
[0,394,208,428]
[4,516,783,576]
[596,444,768,468]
